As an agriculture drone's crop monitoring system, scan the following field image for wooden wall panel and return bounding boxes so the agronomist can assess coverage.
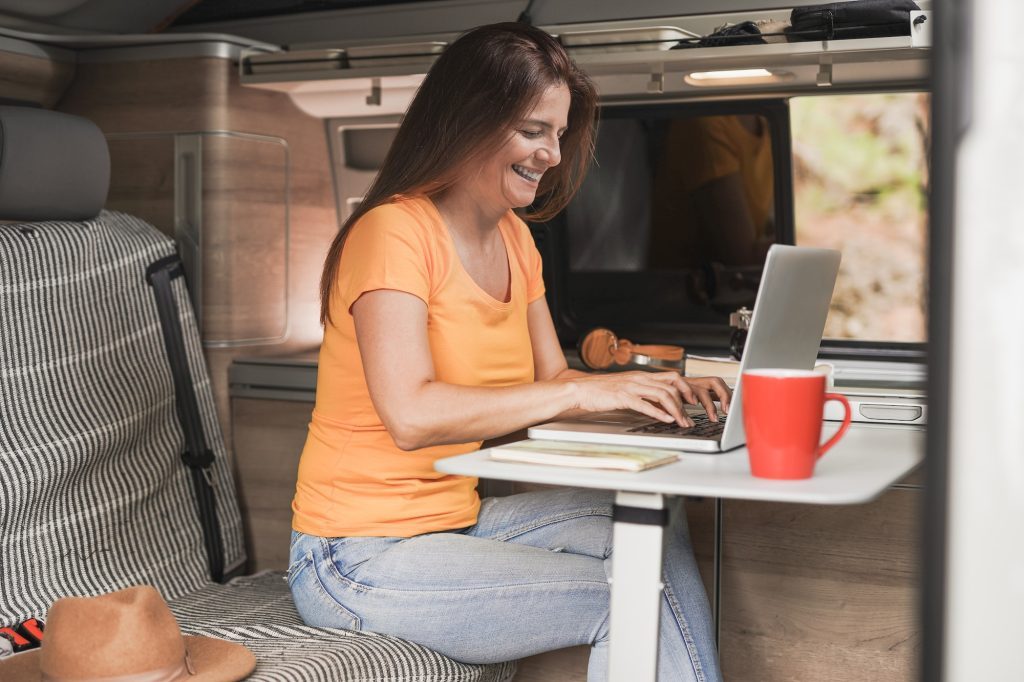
[106,136,176,238]
[57,58,227,130]
[0,50,75,108]
[899,466,923,487]
[57,56,338,454]
[513,646,590,682]
[686,497,717,601]
[200,134,289,344]
[230,397,311,573]
[719,490,920,681]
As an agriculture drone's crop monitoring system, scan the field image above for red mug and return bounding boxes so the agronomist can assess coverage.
[741,369,852,479]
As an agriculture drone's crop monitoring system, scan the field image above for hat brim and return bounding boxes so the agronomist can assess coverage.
[0,647,41,682]
[184,635,257,681]
[0,635,256,682]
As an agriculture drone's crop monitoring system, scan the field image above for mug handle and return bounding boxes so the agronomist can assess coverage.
[817,393,852,459]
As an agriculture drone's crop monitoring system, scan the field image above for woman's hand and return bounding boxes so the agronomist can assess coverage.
[567,371,732,427]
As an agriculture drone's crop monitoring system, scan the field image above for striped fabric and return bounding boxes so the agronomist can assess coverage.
[0,211,516,681]
[170,572,517,682]
[0,211,244,622]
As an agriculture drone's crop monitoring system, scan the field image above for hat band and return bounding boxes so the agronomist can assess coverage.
[42,660,191,682]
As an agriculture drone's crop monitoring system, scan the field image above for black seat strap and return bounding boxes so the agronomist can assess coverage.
[145,254,224,583]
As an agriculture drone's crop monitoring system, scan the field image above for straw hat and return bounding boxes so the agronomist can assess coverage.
[0,585,256,682]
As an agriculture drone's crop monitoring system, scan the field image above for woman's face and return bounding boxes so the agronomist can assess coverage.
[465,83,571,213]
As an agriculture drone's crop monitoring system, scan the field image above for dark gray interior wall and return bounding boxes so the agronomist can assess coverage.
[0,0,186,33]
[164,0,865,45]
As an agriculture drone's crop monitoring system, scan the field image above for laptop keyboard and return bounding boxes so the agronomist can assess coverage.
[627,413,727,438]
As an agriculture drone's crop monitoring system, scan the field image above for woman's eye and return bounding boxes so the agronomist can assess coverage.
[520,129,543,139]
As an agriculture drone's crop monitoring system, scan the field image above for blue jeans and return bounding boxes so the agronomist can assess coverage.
[288,488,721,682]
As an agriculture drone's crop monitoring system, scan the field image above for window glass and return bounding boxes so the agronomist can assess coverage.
[568,114,775,272]
[790,92,929,343]
[550,104,786,345]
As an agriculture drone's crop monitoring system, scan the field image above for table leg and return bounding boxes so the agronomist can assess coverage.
[713,496,722,648]
[609,491,666,682]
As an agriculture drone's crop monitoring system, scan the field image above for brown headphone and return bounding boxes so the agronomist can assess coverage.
[578,328,685,372]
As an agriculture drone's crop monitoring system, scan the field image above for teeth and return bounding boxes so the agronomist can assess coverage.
[513,165,542,182]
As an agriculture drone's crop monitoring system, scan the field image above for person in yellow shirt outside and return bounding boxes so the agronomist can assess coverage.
[288,22,730,682]
[650,114,776,268]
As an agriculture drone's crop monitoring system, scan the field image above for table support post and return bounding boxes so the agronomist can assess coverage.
[609,491,666,682]
[713,496,723,648]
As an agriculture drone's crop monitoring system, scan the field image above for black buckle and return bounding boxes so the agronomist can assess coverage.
[181,449,214,469]
[145,255,184,286]
[612,504,670,527]
[1,619,44,655]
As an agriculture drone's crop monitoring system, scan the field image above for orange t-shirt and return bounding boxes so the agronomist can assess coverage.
[291,195,546,538]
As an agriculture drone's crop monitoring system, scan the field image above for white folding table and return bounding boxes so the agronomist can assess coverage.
[436,422,924,682]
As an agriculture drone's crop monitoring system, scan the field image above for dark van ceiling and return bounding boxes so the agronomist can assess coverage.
[0,0,443,34]
[171,0,438,27]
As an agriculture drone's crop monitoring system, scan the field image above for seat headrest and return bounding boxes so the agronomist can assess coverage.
[0,106,110,222]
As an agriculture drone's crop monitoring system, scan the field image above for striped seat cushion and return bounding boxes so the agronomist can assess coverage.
[170,571,517,682]
[1,211,245,623]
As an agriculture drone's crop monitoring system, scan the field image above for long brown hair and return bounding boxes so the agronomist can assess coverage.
[320,21,598,324]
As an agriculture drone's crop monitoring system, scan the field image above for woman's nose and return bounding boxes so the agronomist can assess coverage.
[537,139,561,167]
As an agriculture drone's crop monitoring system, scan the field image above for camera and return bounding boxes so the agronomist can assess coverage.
[729,306,752,360]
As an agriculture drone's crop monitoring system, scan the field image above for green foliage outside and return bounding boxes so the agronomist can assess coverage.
[791,93,929,342]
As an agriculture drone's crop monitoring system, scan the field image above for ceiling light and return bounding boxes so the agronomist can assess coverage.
[685,68,788,86]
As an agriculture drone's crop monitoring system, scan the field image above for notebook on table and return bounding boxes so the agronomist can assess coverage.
[529,244,842,453]
[489,440,681,471]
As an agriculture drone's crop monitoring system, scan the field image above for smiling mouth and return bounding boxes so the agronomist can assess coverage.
[512,164,542,183]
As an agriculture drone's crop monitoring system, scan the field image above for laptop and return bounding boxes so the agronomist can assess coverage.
[529,244,842,453]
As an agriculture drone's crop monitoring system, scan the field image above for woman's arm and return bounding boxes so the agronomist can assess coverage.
[526,295,731,420]
[353,290,727,450]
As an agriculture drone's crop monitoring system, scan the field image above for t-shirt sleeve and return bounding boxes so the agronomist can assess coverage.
[335,204,435,316]
[511,214,546,303]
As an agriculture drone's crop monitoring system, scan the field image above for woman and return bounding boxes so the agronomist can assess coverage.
[288,22,730,682]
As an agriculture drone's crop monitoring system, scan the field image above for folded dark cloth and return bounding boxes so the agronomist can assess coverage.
[672,20,765,49]
[701,21,766,47]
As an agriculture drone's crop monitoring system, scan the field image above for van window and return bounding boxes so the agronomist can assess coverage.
[538,100,793,348]
[790,92,930,345]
